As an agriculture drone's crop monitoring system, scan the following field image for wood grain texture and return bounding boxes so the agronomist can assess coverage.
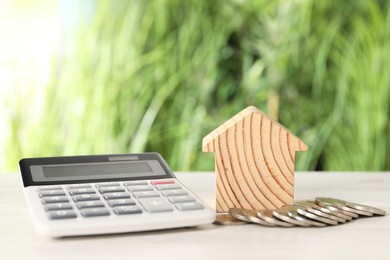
[202,106,308,212]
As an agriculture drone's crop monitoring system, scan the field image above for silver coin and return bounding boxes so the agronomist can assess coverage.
[295,200,347,223]
[314,204,353,221]
[346,201,386,216]
[256,209,295,227]
[315,198,373,217]
[228,208,253,223]
[315,200,359,219]
[214,213,248,225]
[243,209,275,226]
[282,205,326,227]
[294,206,338,225]
[316,197,385,216]
[273,209,312,227]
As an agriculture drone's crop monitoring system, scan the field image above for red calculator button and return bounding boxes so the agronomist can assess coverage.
[150,180,175,185]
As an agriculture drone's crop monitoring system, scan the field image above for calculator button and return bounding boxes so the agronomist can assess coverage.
[168,195,196,204]
[107,199,136,207]
[114,206,143,215]
[69,188,96,195]
[150,180,175,185]
[77,201,105,209]
[48,210,77,220]
[73,194,100,202]
[66,184,91,189]
[123,181,148,186]
[139,198,174,213]
[37,186,62,191]
[161,189,188,197]
[133,191,160,199]
[155,184,181,190]
[44,203,73,211]
[95,182,120,188]
[103,192,131,200]
[127,185,153,192]
[175,202,204,211]
[99,186,125,193]
[41,196,69,204]
[80,208,110,217]
[38,190,66,197]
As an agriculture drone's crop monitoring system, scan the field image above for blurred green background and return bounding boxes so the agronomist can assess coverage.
[1,0,390,173]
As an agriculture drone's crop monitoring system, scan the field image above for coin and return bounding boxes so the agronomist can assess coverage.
[315,198,373,217]
[314,203,353,221]
[315,200,359,219]
[273,209,312,227]
[316,197,386,216]
[282,205,326,227]
[294,205,338,225]
[295,200,347,223]
[225,196,384,229]
[346,201,386,216]
[256,209,295,227]
[214,213,247,225]
[228,208,253,223]
[243,209,275,226]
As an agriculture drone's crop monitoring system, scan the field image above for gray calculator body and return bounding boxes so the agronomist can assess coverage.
[19,153,215,237]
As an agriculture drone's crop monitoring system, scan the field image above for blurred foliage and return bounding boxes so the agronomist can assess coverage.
[2,0,390,172]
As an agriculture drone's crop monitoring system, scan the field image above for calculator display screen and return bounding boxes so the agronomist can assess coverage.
[19,153,175,187]
[43,162,152,178]
[29,160,166,183]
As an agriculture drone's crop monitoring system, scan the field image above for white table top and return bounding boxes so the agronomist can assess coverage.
[1,172,389,260]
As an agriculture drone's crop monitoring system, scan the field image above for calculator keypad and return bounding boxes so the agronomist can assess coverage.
[36,179,204,220]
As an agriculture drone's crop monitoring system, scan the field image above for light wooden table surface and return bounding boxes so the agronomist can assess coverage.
[1,172,389,260]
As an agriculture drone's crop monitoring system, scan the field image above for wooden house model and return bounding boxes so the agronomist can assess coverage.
[202,106,308,212]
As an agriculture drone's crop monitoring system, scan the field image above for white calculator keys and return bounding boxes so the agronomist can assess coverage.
[24,178,214,237]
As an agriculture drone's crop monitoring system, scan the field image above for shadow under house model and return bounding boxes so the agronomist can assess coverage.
[202,106,308,213]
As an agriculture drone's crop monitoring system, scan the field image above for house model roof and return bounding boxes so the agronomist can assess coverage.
[202,106,308,152]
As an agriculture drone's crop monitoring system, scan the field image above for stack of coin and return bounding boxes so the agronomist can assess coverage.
[213,197,386,227]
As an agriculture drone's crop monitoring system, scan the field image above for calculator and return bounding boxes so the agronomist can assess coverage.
[19,153,215,237]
